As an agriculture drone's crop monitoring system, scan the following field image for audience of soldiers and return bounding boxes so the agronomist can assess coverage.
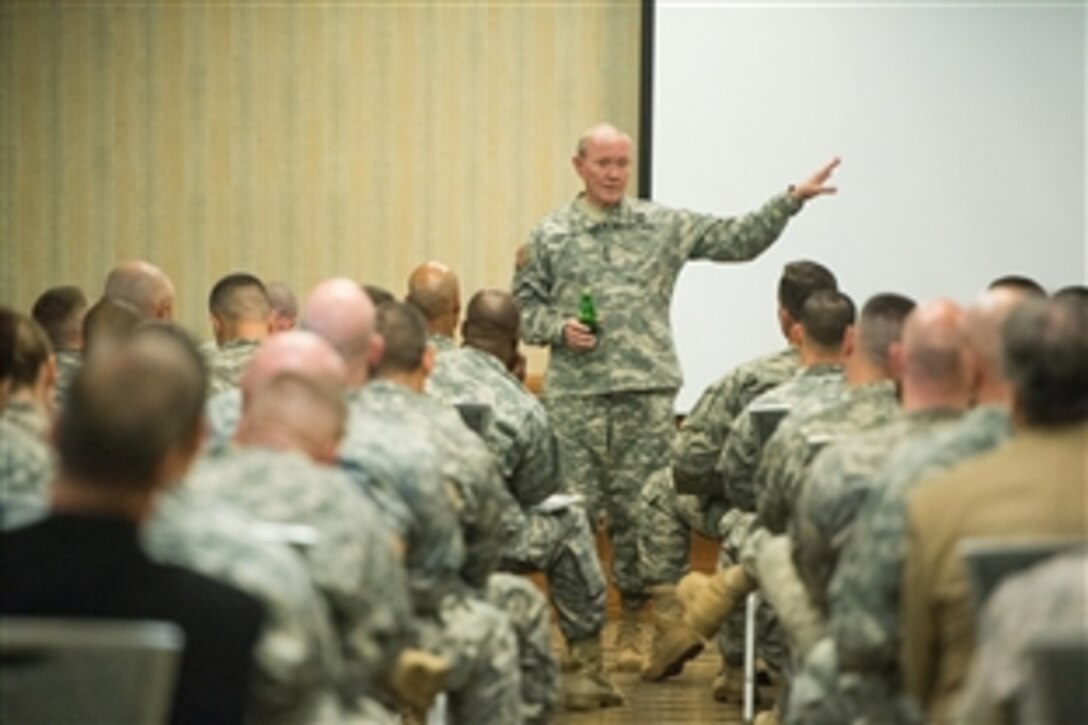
[1,257,1085,725]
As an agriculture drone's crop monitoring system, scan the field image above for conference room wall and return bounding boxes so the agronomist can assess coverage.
[0,2,640,373]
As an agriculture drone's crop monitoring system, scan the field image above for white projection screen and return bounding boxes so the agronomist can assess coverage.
[650,1,1086,412]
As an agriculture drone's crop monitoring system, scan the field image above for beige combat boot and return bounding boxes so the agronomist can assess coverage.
[676,565,757,638]
[641,584,704,682]
[563,637,626,711]
[388,648,451,715]
[613,600,645,672]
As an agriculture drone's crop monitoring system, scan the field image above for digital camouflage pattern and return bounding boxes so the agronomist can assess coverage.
[717,363,844,512]
[427,345,606,643]
[205,338,261,397]
[487,573,560,725]
[204,387,242,452]
[826,405,1010,721]
[428,332,458,354]
[0,417,52,502]
[341,387,465,614]
[513,192,802,396]
[186,447,413,699]
[2,399,49,441]
[145,487,345,723]
[758,379,899,535]
[360,379,517,590]
[428,345,559,507]
[53,349,81,410]
[956,552,1087,725]
[640,467,729,586]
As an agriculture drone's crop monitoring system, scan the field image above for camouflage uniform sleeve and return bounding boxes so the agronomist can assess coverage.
[788,455,838,613]
[755,429,808,534]
[829,480,911,673]
[512,227,566,347]
[507,415,561,507]
[681,192,803,263]
[672,374,739,492]
[716,406,762,511]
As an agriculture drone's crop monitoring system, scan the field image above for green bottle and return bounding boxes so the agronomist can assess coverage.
[578,291,599,334]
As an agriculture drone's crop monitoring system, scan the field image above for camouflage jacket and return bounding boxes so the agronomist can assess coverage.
[672,347,799,496]
[206,338,261,397]
[427,345,560,507]
[358,380,518,590]
[757,380,899,534]
[342,386,467,612]
[513,191,802,396]
[717,363,844,511]
[829,405,1011,677]
[3,400,49,441]
[205,387,243,452]
[799,407,964,617]
[428,333,457,354]
[145,487,343,723]
[0,417,53,502]
[187,447,412,693]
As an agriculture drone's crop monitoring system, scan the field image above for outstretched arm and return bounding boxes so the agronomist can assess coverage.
[790,157,841,202]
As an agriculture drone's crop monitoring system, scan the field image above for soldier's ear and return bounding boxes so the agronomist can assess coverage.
[888,341,906,382]
[842,325,856,357]
[421,344,436,378]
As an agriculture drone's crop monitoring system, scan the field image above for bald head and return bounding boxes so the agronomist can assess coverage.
[103,261,176,321]
[406,261,461,337]
[898,299,973,406]
[462,290,521,371]
[965,286,1030,381]
[236,372,346,463]
[240,330,347,400]
[575,123,632,157]
[300,278,380,387]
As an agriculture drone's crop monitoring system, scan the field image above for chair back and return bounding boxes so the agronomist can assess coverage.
[960,538,1084,610]
[1029,626,1088,725]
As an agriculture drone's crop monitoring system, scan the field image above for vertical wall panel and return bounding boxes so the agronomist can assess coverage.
[0,0,640,374]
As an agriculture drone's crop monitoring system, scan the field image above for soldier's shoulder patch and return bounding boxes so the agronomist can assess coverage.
[514,243,531,270]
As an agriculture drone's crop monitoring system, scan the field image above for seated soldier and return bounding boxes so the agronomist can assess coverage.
[31,284,87,408]
[0,309,52,508]
[204,272,272,396]
[1,322,264,724]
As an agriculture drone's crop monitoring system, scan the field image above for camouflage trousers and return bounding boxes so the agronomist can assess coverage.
[545,390,675,602]
[502,503,607,643]
[639,466,729,585]
[487,573,559,725]
[418,592,522,725]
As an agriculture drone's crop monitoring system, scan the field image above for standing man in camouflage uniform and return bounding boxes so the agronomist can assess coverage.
[204,272,272,396]
[407,260,461,353]
[514,121,841,666]
[31,285,87,409]
[427,289,621,711]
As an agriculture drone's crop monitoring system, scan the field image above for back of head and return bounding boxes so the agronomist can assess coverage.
[855,293,917,372]
[799,290,855,350]
[462,289,521,369]
[239,330,347,397]
[778,260,838,322]
[83,297,142,359]
[32,285,88,351]
[988,274,1047,298]
[901,299,971,391]
[239,372,347,459]
[55,323,207,490]
[965,286,1032,378]
[300,278,377,382]
[9,313,52,391]
[103,260,176,320]
[406,261,461,327]
[208,272,271,324]
[1002,297,1088,427]
[375,301,428,376]
[265,281,298,332]
[1053,284,1088,307]
[362,284,396,308]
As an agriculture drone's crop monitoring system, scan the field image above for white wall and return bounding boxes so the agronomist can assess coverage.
[653,0,1086,412]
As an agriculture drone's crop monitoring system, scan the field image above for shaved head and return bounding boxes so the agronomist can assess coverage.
[575,122,632,158]
[901,299,972,395]
[406,261,461,336]
[239,330,347,399]
[300,278,379,387]
[236,371,347,462]
[103,261,176,321]
[462,289,521,370]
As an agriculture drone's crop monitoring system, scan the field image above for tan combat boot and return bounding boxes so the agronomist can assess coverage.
[613,600,645,672]
[388,648,451,715]
[641,584,704,682]
[563,637,626,711]
[676,565,757,638]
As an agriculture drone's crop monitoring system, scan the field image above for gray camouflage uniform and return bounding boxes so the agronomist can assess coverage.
[515,191,802,600]
[428,332,458,354]
[53,349,81,410]
[641,347,799,585]
[145,487,348,723]
[0,417,53,503]
[204,387,242,452]
[428,345,607,644]
[344,385,523,725]
[821,405,1011,723]
[205,338,261,397]
[757,380,898,536]
[955,552,1088,725]
[186,448,413,703]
